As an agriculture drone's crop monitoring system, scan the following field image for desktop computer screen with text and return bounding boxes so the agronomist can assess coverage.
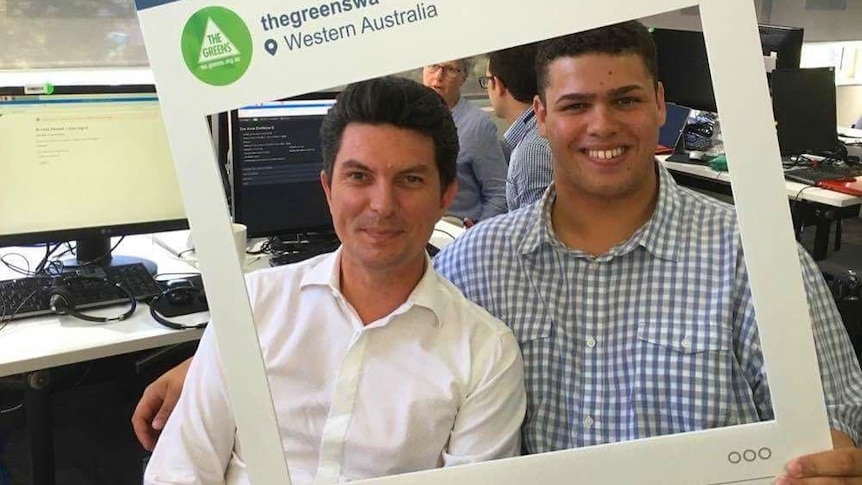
[231,94,337,239]
[0,87,187,247]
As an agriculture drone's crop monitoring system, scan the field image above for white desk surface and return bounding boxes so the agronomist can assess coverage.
[0,235,204,378]
[0,221,468,378]
[660,157,862,208]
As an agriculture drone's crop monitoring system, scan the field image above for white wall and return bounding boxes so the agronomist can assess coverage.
[838,85,862,127]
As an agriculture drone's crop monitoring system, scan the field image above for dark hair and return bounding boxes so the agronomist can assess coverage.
[487,43,539,104]
[536,21,658,102]
[320,76,458,189]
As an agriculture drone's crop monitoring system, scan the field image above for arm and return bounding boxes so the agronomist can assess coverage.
[472,120,509,222]
[799,247,862,443]
[443,331,526,464]
[144,328,237,484]
[132,357,192,451]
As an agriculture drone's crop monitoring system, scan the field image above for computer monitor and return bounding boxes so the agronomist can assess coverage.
[759,24,804,71]
[651,28,717,113]
[771,67,837,156]
[0,85,188,272]
[230,92,338,240]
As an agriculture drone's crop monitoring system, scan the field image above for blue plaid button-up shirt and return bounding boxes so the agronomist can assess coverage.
[435,162,862,454]
[503,107,553,212]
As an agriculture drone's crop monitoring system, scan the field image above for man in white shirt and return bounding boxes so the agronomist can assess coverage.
[143,76,526,485]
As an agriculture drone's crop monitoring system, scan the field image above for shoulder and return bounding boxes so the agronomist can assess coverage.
[511,135,552,165]
[455,99,497,135]
[433,272,514,340]
[435,206,536,279]
[673,183,739,235]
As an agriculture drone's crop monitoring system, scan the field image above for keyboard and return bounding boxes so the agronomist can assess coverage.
[0,263,162,322]
[269,243,339,267]
[784,165,862,185]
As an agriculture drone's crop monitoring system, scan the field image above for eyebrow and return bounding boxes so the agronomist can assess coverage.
[554,84,647,106]
[338,159,435,176]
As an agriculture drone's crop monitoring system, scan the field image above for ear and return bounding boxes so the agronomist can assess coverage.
[439,179,459,215]
[534,94,548,138]
[319,170,333,206]
[655,81,667,128]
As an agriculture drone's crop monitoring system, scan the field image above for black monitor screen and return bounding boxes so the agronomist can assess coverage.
[0,85,188,263]
[771,67,837,156]
[231,93,337,239]
[759,24,804,71]
[652,28,717,113]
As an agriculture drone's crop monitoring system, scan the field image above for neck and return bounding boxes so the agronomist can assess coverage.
[551,168,660,257]
[504,102,532,126]
[446,94,461,110]
[339,255,425,325]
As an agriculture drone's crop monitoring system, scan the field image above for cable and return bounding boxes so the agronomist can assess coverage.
[793,184,818,202]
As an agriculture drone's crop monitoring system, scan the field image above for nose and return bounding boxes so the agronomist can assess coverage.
[587,103,619,138]
[432,68,445,82]
[369,181,398,216]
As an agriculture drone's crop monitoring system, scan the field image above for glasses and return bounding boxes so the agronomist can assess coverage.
[478,76,495,89]
[426,64,463,78]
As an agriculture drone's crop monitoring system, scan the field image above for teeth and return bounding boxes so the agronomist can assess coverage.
[587,147,625,159]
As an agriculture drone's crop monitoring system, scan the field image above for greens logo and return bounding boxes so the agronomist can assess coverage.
[182,7,253,86]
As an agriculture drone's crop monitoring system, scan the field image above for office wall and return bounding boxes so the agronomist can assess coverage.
[643,1,862,42]
[838,85,862,127]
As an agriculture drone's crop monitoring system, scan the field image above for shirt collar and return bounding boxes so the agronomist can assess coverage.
[503,107,537,154]
[519,161,681,262]
[301,247,447,327]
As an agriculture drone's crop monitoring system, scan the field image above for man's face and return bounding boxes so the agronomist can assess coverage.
[485,66,504,119]
[320,123,457,276]
[423,61,467,108]
[535,53,666,202]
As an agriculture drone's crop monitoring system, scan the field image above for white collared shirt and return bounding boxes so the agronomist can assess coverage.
[145,248,525,485]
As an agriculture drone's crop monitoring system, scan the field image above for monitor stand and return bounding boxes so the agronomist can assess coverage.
[61,236,158,275]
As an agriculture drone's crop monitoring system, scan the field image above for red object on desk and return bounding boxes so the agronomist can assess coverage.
[817,177,862,197]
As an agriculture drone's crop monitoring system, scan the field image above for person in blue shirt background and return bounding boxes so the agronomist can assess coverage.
[423,59,508,224]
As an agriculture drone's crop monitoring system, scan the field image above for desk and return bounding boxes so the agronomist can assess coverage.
[0,236,204,485]
[660,157,862,260]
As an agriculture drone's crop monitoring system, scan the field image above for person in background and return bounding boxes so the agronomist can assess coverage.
[482,44,554,211]
[423,59,508,224]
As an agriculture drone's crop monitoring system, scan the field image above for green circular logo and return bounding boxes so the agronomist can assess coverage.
[181,7,252,86]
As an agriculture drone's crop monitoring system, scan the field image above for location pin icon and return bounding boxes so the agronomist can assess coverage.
[264,39,278,56]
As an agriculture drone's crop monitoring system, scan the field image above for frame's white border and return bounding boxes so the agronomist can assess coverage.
[135,0,831,483]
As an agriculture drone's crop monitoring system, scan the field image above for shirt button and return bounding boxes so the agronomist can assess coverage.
[586,336,597,348]
[681,337,692,349]
[583,416,594,428]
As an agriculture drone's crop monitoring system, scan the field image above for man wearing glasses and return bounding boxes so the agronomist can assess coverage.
[480,44,554,211]
[423,60,508,225]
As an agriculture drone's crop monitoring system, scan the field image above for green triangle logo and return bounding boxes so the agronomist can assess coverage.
[198,18,241,66]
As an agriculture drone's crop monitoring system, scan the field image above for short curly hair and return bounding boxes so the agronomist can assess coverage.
[320,76,459,190]
[536,21,658,102]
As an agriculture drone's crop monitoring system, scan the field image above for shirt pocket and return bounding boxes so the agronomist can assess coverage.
[632,319,734,435]
[511,319,557,452]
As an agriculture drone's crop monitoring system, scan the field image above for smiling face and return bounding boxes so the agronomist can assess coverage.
[535,53,666,204]
[320,122,457,279]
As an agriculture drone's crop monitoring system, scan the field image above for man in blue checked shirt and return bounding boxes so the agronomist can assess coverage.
[482,44,554,211]
[435,21,862,483]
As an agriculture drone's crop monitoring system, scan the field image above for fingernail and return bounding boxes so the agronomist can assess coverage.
[153,417,165,430]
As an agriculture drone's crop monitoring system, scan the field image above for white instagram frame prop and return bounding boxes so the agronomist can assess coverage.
[135,0,832,483]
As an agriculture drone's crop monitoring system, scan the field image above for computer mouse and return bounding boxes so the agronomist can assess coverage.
[689,150,706,161]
